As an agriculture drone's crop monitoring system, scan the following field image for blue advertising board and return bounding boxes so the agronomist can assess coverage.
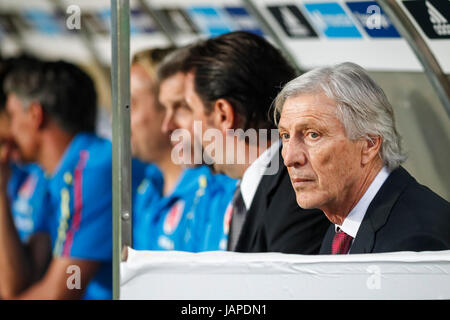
[24,10,65,35]
[187,6,234,37]
[224,6,264,36]
[346,1,401,38]
[303,2,362,38]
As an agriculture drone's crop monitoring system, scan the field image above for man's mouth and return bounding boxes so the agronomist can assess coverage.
[291,177,315,188]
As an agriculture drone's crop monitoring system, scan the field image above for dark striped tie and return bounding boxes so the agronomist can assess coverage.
[227,184,247,251]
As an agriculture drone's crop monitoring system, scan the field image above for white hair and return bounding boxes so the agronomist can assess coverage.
[274,62,406,170]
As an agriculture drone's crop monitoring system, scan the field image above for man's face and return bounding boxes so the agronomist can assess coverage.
[6,94,38,162]
[278,92,365,213]
[161,72,212,167]
[130,64,169,162]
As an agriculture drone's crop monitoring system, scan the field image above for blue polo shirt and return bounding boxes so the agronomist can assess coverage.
[132,164,236,252]
[45,133,112,300]
[7,163,49,242]
[194,170,237,251]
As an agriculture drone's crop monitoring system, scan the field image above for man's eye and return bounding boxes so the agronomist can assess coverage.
[308,132,320,139]
[280,132,290,140]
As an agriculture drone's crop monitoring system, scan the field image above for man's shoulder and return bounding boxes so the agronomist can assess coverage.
[77,133,112,159]
[369,167,450,251]
[50,133,112,194]
[386,167,449,217]
[390,176,450,237]
[72,134,112,173]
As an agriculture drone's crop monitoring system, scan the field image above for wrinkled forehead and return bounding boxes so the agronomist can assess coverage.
[278,92,339,128]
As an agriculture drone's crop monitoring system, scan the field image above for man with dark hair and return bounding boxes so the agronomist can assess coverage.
[0,56,49,246]
[160,31,330,253]
[152,45,237,251]
[0,57,51,300]
[131,46,234,251]
[0,58,112,299]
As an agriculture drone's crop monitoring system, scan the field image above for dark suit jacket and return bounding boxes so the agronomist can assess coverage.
[320,166,450,254]
[234,149,331,253]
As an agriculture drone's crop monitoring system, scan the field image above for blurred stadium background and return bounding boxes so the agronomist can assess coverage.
[0,0,449,201]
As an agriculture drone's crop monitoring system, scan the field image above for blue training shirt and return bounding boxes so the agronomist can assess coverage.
[45,133,113,300]
[193,169,237,251]
[7,163,49,242]
[132,164,237,252]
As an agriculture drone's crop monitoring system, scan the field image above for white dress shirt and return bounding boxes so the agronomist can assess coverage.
[335,166,391,245]
[240,139,281,210]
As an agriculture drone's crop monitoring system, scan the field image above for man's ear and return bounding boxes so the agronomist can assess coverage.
[212,98,236,133]
[361,135,382,165]
[28,102,45,130]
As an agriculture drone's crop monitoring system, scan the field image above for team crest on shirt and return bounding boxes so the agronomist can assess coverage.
[223,202,233,235]
[18,175,37,199]
[163,200,185,235]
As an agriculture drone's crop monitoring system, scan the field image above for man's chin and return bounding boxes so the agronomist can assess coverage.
[295,194,321,210]
[210,163,220,174]
[8,146,25,163]
[182,162,201,169]
[10,152,22,163]
[130,144,139,158]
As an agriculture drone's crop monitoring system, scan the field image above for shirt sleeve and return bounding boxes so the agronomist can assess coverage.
[7,164,28,200]
[29,174,52,235]
[60,155,112,261]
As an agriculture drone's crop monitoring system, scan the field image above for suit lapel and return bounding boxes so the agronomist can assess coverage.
[319,225,335,254]
[234,147,284,251]
[350,167,413,253]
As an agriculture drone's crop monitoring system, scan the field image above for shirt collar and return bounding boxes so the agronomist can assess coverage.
[240,139,280,210]
[335,166,391,238]
[49,133,93,180]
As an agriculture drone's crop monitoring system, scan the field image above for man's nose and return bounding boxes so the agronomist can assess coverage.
[161,109,177,134]
[282,138,307,168]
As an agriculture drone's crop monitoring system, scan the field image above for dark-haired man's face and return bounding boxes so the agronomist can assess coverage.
[160,72,208,167]
[5,94,39,163]
[183,72,227,172]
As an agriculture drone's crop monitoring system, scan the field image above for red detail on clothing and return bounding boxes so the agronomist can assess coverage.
[163,200,185,235]
[331,229,353,254]
[18,175,37,199]
[223,202,233,235]
[62,150,89,257]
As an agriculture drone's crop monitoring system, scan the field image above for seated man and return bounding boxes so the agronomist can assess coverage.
[0,58,112,299]
[0,57,49,246]
[130,48,236,252]
[275,62,450,254]
[159,32,330,253]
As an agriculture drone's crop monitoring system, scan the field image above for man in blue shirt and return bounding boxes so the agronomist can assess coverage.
[157,47,238,251]
[0,58,112,299]
[130,48,236,252]
[1,57,49,245]
[0,58,52,300]
[133,164,236,251]
[45,133,112,300]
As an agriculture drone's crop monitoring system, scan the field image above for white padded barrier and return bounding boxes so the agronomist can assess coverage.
[120,248,450,300]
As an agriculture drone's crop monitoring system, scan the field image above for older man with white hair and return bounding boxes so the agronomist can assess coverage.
[275,62,450,254]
